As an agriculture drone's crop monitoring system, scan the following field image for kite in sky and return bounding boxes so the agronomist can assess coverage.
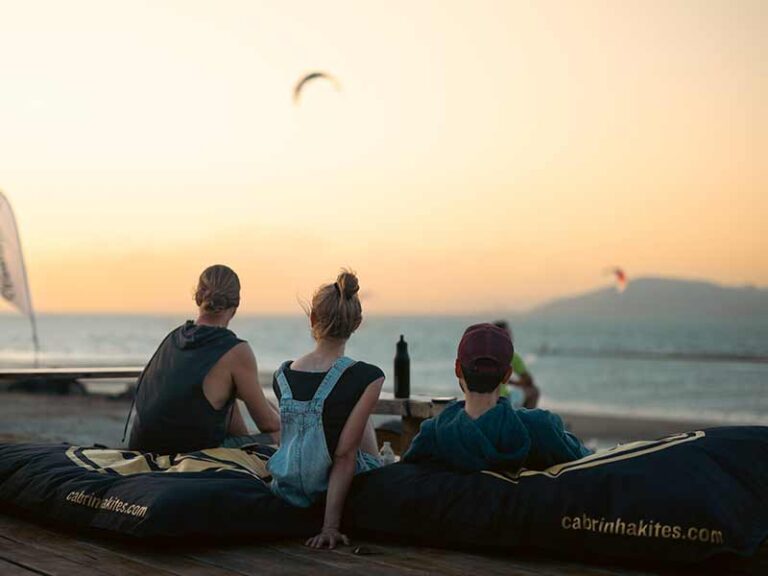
[293,71,341,105]
[606,267,628,293]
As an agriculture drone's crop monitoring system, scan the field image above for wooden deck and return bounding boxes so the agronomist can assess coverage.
[1,513,764,576]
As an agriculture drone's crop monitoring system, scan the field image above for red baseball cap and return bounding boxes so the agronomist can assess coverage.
[457,323,514,372]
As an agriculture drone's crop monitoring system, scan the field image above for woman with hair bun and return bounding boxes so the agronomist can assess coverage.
[127,264,280,454]
[268,269,384,550]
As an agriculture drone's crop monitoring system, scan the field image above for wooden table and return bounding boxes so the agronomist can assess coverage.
[0,368,142,395]
[0,368,145,380]
[369,393,453,453]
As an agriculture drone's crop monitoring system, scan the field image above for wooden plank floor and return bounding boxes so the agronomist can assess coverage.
[0,514,765,576]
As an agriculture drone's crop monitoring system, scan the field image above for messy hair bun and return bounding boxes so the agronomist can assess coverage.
[310,269,362,340]
[336,271,360,300]
[194,265,241,313]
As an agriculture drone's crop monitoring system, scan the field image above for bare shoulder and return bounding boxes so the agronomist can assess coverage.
[368,376,385,390]
[223,341,257,370]
[359,376,384,402]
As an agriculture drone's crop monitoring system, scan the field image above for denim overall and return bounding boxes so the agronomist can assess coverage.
[268,356,381,508]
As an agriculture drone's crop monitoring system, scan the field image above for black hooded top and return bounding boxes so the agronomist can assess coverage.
[128,321,245,454]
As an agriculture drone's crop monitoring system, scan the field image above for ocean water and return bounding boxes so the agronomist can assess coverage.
[1,313,766,424]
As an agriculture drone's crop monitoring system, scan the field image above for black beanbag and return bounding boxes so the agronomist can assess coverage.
[0,442,319,538]
[346,427,768,563]
[0,427,766,564]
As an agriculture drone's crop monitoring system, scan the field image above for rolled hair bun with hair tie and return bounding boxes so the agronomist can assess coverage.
[336,271,359,300]
[195,264,241,313]
[202,293,231,313]
[309,268,362,340]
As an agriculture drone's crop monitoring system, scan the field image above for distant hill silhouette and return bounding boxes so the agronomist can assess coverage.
[529,277,768,319]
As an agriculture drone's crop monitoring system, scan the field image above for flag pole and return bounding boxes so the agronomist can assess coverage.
[28,306,40,368]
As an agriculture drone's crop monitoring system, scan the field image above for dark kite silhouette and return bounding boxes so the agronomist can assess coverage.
[293,72,341,105]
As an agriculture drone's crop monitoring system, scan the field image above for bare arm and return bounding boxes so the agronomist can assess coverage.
[306,377,384,549]
[227,403,250,436]
[518,373,540,409]
[231,343,281,434]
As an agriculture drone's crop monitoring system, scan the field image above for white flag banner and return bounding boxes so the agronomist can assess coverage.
[0,190,33,315]
[0,189,39,365]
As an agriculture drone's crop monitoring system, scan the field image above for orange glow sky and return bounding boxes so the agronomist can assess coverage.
[0,1,765,314]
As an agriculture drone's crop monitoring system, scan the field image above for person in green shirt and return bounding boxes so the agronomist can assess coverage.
[493,320,540,409]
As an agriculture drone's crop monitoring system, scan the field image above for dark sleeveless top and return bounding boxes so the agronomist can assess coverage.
[272,361,384,455]
[128,321,245,454]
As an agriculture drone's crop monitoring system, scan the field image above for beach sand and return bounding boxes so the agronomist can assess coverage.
[0,393,130,446]
[0,392,732,449]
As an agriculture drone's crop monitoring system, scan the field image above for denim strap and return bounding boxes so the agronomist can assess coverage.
[275,361,295,401]
[312,356,356,402]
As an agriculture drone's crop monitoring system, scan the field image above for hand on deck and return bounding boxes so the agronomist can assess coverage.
[305,526,350,549]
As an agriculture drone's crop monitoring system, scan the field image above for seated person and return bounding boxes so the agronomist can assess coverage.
[493,320,540,408]
[127,264,280,454]
[268,270,384,550]
[402,323,590,473]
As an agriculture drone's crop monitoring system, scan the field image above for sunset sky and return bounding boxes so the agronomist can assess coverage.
[0,0,765,314]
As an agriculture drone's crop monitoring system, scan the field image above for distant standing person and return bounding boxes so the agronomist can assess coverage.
[268,270,384,550]
[127,265,280,454]
[493,320,540,408]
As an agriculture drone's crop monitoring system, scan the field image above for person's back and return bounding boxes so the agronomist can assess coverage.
[127,265,279,454]
[267,270,384,550]
[129,321,243,453]
[269,356,382,502]
[403,323,590,473]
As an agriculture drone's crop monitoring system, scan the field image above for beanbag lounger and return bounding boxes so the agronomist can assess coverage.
[0,442,319,538]
[345,427,768,563]
[0,427,766,564]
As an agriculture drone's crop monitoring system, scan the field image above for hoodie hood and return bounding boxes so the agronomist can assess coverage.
[172,320,236,350]
[429,399,531,473]
[403,398,592,473]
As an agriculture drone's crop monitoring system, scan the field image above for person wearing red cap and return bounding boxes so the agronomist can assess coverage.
[402,323,590,473]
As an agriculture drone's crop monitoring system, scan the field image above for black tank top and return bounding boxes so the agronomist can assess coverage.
[129,321,244,454]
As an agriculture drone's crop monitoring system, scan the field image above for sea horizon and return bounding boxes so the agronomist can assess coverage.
[1,312,766,426]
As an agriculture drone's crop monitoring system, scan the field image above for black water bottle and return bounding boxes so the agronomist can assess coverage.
[394,334,410,398]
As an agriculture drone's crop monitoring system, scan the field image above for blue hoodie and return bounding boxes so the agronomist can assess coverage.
[402,398,591,473]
